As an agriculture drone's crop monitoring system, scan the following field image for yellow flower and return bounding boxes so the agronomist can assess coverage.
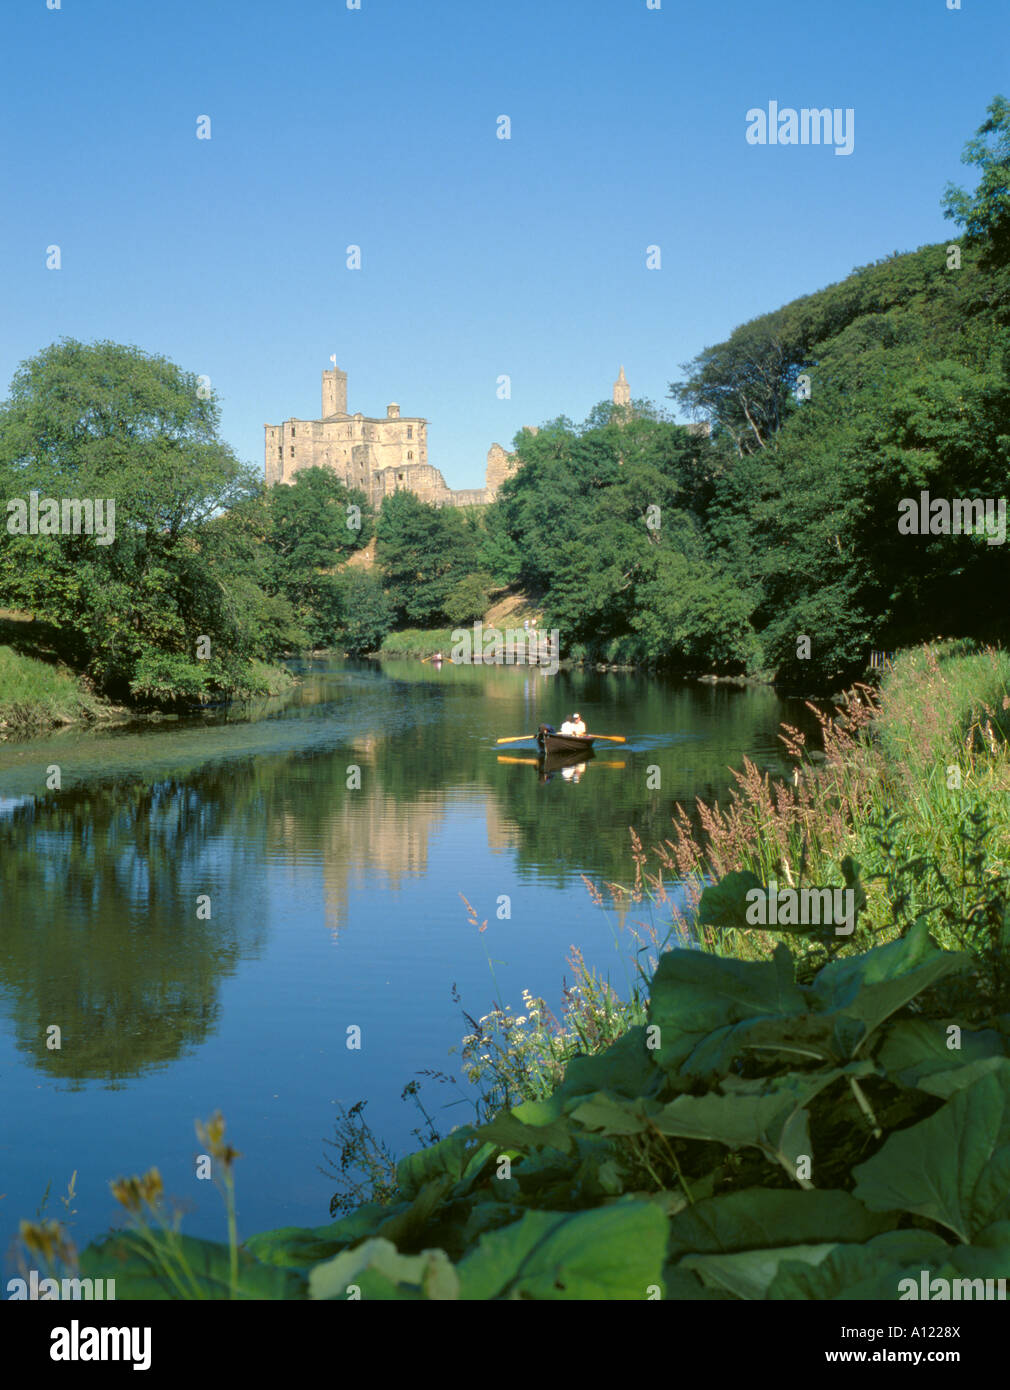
[19,1219,66,1263]
[195,1111,242,1169]
[110,1176,144,1214]
[139,1168,164,1209]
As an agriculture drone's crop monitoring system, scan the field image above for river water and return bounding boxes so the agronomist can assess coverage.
[0,658,821,1264]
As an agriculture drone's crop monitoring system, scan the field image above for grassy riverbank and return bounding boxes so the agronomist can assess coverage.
[0,642,296,732]
[0,645,112,732]
[376,628,459,659]
[20,640,1010,1299]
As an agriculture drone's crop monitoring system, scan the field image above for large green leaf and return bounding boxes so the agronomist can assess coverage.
[811,920,970,1055]
[244,1213,388,1270]
[864,1229,954,1263]
[396,1126,496,1200]
[648,943,806,1074]
[474,1109,575,1155]
[947,1219,1010,1281]
[79,1233,306,1300]
[666,1187,894,1261]
[852,1063,1010,1242]
[768,1225,958,1299]
[456,1203,667,1300]
[768,1245,923,1301]
[877,1018,1007,1096]
[555,1025,662,1101]
[651,1065,873,1176]
[661,1264,736,1300]
[684,1011,840,1077]
[680,1243,838,1300]
[697,870,765,927]
[567,1092,651,1136]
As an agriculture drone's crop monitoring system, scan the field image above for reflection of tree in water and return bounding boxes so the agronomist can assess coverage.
[0,776,268,1085]
[0,670,827,1081]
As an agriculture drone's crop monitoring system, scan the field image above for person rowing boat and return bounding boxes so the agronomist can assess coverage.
[559,712,586,737]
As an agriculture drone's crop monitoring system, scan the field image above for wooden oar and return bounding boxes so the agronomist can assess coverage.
[495,734,534,744]
[586,734,626,744]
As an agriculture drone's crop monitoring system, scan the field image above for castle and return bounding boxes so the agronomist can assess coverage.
[264,366,518,507]
[264,365,669,507]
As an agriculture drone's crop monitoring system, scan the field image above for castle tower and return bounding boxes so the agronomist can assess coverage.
[613,365,631,409]
[322,366,348,418]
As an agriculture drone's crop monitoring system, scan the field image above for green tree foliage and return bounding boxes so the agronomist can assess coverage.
[444,570,495,627]
[658,98,1010,686]
[0,339,267,698]
[334,568,395,656]
[943,94,1010,266]
[264,466,371,584]
[257,466,372,647]
[374,491,481,626]
[487,405,750,668]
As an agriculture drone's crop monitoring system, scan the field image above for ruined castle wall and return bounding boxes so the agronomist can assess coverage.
[485,442,519,499]
[372,463,454,507]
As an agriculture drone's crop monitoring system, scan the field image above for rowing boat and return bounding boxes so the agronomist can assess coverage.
[537,724,595,755]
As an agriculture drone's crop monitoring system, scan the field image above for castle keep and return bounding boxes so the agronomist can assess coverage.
[265,367,516,507]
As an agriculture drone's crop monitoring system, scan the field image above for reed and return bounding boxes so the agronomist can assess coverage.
[597,641,1010,963]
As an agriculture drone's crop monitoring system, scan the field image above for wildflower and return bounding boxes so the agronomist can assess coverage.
[19,1218,73,1265]
[195,1111,242,1170]
[110,1176,144,1215]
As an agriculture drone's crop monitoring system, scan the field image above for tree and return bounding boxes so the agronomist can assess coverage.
[264,466,371,581]
[943,95,1010,266]
[335,569,395,656]
[488,406,717,659]
[445,570,494,627]
[0,338,267,698]
[374,491,479,626]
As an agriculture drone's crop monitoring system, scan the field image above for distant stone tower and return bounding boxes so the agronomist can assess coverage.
[613,365,631,410]
[322,366,348,418]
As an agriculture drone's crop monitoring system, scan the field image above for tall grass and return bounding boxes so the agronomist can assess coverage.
[602,641,1010,961]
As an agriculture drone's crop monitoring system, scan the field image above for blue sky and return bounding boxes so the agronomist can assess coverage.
[2,0,1006,489]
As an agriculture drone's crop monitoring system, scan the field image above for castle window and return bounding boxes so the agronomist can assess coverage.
[290,447,294,456]
[407,426,413,439]
[407,451,413,460]
[398,473,404,481]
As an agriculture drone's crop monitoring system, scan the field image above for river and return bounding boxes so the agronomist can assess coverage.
[0,658,822,1263]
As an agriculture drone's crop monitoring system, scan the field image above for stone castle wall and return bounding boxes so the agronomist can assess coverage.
[265,368,521,508]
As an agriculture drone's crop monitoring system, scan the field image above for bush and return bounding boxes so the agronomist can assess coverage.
[444,571,494,627]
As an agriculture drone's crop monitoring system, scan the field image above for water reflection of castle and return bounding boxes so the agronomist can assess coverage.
[266,773,523,937]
